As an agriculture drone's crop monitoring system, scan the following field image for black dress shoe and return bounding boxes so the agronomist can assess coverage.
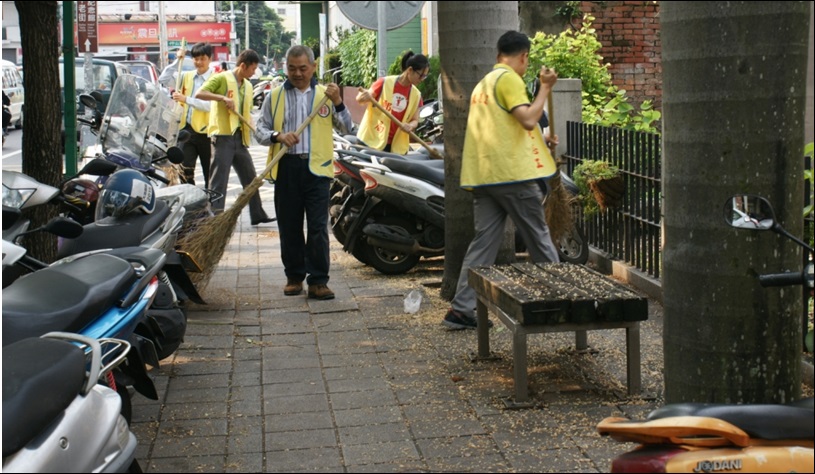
[251,217,276,226]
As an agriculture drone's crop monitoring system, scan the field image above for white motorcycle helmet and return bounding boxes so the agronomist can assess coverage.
[95,169,155,220]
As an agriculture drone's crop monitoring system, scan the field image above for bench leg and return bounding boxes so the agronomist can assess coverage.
[476,298,490,358]
[575,330,588,351]
[626,323,641,395]
[513,328,529,404]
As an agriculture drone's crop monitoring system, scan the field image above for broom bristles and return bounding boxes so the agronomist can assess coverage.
[544,172,575,244]
[178,174,267,290]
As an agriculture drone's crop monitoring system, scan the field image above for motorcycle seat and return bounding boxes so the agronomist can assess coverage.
[56,199,171,258]
[364,149,433,161]
[2,254,137,346]
[2,337,86,457]
[379,157,445,187]
[647,397,814,441]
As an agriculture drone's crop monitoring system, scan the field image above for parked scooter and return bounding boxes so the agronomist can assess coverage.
[2,166,197,361]
[330,142,588,274]
[596,194,814,473]
[3,332,141,473]
[2,212,164,421]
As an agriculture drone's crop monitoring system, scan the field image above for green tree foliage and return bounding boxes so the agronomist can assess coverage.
[336,29,377,86]
[219,1,292,64]
[526,14,661,134]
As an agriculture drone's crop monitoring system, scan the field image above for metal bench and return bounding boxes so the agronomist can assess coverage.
[468,262,648,408]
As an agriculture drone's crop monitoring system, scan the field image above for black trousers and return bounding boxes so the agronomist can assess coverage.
[181,125,212,189]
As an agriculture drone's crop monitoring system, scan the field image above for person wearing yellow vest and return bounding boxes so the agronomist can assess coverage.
[194,49,273,226]
[443,30,561,331]
[167,42,214,188]
[255,45,353,301]
[355,51,428,154]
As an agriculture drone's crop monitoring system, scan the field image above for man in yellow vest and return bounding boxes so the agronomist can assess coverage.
[255,45,352,300]
[167,42,213,188]
[195,49,273,225]
[443,30,561,330]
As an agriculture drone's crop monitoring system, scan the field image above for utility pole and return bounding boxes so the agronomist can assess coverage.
[158,1,168,71]
[230,1,237,59]
[245,2,250,51]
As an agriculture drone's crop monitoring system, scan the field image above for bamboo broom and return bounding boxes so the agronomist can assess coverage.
[543,90,574,245]
[178,95,330,290]
[363,90,445,160]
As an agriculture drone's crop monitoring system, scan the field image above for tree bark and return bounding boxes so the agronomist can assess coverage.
[661,1,810,404]
[438,2,521,300]
[15,1,62,264]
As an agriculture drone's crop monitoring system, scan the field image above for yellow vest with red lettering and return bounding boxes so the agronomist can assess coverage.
[265,84,335,180]
[461,67,556,188]
[179,71,210,133]
[357,76,420,155]
[207,72,253,146]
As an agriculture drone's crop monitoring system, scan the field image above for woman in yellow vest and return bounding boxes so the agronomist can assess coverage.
[356,51,429,154]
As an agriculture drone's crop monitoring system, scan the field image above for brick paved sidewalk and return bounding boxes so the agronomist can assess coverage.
[129,146,666,473]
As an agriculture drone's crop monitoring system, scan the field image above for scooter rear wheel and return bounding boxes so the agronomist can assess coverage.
[361,216,421,275]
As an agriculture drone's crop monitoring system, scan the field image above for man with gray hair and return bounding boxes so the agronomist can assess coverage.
[256,45,352,300]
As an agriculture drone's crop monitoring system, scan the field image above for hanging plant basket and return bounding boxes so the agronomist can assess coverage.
[588,174,625,210]
[573,159,625,216]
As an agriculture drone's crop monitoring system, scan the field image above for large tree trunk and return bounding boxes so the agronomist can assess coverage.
[15,1,62,264]
[438,2,520,300]
[661,2,810,404]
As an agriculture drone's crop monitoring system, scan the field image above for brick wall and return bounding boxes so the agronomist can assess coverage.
[580,1,662,111]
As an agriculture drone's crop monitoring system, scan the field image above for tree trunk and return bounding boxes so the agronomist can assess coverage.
[15,1,62,264]
[661,2,810,404]
[438,2,520,301]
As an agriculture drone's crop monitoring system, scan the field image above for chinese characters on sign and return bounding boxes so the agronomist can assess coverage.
[77,1,99,53]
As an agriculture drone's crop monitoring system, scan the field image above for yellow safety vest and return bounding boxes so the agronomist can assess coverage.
[265,84,335,180]
[461,66,556,188]
[356,76,420,155]
[179,71,210,133]
[207,72,253,146]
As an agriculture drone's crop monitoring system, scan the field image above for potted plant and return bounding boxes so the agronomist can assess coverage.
[572,159,624,216]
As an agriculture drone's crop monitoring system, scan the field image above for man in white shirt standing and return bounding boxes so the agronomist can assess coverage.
[164,42,214,188]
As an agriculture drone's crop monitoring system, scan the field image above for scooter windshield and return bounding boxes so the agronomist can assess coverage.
[98,74,182,168]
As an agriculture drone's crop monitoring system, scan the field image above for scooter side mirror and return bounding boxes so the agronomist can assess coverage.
[79,93,98,110]
[75,158,118,178]
[165,146,184,165]
[43,216,84,239]
[723,195,776,231]
[177,129,191,145]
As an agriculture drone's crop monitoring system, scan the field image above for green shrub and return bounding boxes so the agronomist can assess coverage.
[527,14,661,134]
[336,29,377,87]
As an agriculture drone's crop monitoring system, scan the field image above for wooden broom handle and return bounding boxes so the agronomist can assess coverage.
[229,107,256,133]
[174,38,187,92]
[259,95,331,178]
[367,94,444,160]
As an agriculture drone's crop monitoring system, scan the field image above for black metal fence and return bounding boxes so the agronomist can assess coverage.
[563,122,814,284]
[563,121,662,279]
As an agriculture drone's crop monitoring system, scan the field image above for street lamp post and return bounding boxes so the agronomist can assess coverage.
[158,1,168,71]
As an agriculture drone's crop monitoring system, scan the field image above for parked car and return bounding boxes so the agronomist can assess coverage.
[119,60,159,85]
[59,57,128,146]
[2,59,24,129]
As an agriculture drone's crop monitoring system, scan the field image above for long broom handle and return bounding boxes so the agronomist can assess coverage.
[364,91,445,160]
[174,38,187,92]
[258,95,331,178]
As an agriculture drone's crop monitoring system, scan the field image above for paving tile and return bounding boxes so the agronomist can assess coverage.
[333,405,404,427]
[265,428,338,451]
[342,439,420,466]
[264,447,342,472]
[265,411,335,432]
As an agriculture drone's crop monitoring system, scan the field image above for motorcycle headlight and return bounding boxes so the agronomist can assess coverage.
[2,183,35,209]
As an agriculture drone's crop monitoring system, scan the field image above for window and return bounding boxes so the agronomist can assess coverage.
[277,8,286,15]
